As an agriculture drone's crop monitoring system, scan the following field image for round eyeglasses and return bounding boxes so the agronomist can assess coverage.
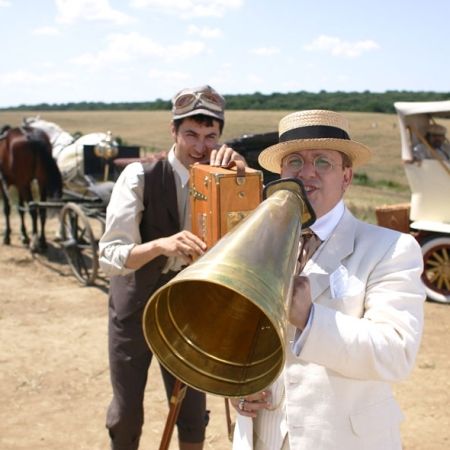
[282,154,342,174]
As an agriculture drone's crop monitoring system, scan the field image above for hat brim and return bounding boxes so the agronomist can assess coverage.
[172,108,224,121]
[258,138,372,173]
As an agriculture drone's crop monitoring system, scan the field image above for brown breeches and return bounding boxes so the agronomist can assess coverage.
[106,303,208,450]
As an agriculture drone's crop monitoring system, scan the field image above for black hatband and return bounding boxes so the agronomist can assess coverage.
[280,125,350,142]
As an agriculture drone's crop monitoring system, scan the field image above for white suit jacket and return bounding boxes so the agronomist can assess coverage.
[233,208,425,450]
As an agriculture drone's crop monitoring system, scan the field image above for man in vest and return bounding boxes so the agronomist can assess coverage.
[230,110,425,450]
[99,85,246,450]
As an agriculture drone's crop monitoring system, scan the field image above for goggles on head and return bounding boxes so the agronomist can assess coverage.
[172,88,225,116]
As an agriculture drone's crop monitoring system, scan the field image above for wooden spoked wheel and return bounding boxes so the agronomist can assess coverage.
[59,202,98,286]
[421,236,450,303]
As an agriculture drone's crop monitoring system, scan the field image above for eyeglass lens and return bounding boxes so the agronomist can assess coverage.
[284,155,334,173]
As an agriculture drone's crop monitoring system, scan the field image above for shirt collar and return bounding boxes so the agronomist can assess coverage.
[168,145,190,188]
[310,200,345,241]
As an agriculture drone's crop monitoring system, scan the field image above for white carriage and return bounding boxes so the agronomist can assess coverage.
[379,101,450,303]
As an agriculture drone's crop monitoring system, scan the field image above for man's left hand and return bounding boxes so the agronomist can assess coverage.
[229,390,272,418]
[209,144,247,167]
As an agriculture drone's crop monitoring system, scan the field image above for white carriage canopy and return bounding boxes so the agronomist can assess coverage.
[394,100,450,233]
[394,100,450,160]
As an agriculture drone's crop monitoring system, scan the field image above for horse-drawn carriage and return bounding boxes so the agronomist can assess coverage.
[0,118,142,285]
[376,101,450,303]
[53,142,141,286]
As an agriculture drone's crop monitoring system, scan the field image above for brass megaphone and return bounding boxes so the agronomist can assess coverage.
[142,178,315,397]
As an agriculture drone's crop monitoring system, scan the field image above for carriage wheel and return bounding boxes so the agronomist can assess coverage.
[59,202,98,286]
[420,236,450,304]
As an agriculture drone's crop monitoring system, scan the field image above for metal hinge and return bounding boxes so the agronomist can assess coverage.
[189,187,207,201]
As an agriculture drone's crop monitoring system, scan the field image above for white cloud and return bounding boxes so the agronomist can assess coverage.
[304,35,380,58]
[69,32,206,69]
[130,0,243,18]
[247,74,263,84]
[148,69,189,82]
[165,41,206,61]
[250,46,280,56]
[187,25,222,39]
[0,0,11,7]
[33,26,60,36]
[0,69,73,85]
[55,0,134,25]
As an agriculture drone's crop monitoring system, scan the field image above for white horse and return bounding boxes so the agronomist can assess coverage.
[23,116,115,192]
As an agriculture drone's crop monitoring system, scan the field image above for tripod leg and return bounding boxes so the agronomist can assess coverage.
[224,398,235,441]
[159,379,187,450]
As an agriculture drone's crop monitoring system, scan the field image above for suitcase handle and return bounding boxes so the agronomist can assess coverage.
[226,159,246,184]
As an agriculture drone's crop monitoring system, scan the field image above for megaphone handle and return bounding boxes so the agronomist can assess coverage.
[159,379,187,450]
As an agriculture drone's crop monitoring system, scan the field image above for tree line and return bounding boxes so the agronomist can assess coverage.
[2,90,449,113]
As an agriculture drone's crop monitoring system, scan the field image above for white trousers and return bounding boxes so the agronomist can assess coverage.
[255,435,289,450]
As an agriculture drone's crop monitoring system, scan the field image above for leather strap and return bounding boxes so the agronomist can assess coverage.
[226,159,246,178]
[226,159,247,186]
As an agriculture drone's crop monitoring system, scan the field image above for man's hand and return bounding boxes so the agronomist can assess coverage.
[125,230,206,270]
[288,275,313,331]
[229,390,272,418]
[209,144,247,167]
[156,230,207,264]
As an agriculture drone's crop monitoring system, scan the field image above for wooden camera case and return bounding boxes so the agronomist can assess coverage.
[189,164,263,247]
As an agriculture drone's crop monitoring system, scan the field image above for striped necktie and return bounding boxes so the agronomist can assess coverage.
[298,229,322,272]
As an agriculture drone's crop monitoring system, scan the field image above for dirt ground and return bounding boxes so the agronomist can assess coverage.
[0,215,449,450]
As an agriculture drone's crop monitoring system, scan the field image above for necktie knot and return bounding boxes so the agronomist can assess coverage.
[301,229,315,239]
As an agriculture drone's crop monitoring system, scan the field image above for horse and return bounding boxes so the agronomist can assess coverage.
[0,126,63,252]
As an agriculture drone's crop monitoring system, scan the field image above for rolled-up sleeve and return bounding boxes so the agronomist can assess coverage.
[98,163,145,276]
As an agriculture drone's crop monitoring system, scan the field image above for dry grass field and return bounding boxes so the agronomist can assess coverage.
[2,109,417,222]
[1,110,449,450]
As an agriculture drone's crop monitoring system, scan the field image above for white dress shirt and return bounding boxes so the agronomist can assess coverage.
[98,146,190,276]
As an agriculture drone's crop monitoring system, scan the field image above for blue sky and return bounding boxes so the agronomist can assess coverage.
[0,0,449,108]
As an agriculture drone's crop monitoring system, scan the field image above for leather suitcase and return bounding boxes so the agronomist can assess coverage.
[189,163,263,247]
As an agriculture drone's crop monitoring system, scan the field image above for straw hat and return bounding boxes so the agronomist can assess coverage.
[258,110,372,173]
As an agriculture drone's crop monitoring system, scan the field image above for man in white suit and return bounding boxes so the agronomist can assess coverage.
[230,110,425,450]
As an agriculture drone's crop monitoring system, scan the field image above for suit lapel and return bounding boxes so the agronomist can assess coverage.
[304,209,357,301]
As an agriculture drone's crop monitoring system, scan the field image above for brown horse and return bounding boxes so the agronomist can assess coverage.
[0,125,63,252]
